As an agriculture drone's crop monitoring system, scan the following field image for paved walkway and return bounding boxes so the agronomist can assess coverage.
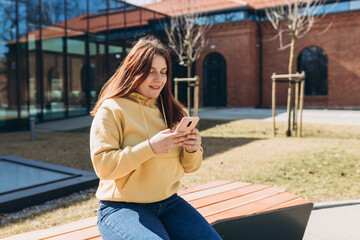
[197,107,360,126]
[35,108,360,132]
[36,114,94,132]
[303,203,360,240]
[34,107,360,239]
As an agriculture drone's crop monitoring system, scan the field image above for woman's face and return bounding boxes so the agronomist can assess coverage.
[136,55,167,99]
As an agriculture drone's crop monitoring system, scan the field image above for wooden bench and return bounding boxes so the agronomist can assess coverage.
[2,180,313,240]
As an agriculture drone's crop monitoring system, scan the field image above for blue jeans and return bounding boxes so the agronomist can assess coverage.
[97,194,222,240]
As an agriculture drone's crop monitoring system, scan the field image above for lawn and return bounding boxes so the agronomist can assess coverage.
[1,119,360,235]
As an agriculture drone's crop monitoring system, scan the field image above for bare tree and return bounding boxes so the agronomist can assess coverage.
[164,0,212,78]
[265,0,332,136]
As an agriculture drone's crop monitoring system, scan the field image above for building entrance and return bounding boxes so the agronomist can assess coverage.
[203,52,226,107]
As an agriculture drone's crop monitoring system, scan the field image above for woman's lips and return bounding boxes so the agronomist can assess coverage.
[150,86,161,90]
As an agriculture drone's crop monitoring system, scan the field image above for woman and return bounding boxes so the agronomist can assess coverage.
[90,35,221,240]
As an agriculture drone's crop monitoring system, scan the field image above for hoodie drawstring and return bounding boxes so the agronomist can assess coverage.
[160,96,168,128]
[137,95,167,140]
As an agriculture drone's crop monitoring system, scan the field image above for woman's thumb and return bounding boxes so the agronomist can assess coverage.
[161,128,173,133]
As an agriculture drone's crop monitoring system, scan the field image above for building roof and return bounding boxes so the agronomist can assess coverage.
[8,5,167,45]
[246,0,299,9]
[8,0,315,45]
[142,0,302,15]
[142,0,249,16]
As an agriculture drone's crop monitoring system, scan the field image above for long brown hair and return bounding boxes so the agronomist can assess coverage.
[90,35,185,128]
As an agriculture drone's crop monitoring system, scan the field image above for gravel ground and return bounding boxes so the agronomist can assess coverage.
[0,187,97,225]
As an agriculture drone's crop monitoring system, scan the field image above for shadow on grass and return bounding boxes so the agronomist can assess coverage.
[62,126,91,133]
[64,120,258,160]
[197,119,232,131]
[202,136,261,159]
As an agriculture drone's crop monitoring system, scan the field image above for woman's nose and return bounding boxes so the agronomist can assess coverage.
[153,72,162,81]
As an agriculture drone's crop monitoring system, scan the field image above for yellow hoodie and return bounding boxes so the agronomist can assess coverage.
[90,92,203,203]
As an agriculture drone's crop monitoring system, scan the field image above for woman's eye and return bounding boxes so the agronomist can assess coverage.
[161,72,167,75]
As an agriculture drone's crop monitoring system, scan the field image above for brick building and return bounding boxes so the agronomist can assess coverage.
[1,0,359,132]
[145,0,360,109]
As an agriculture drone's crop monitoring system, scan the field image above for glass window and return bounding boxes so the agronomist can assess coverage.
[108,0,126,74]
[89,0,108,18]
[0,0,30,131]
[109,0,128,10]
[213,11,245,24]
[1,0,167,131]
[66,1,87,26]
[18,1,29,127]
[89,0,109,103]
[66,1,88,117]
[324,2,349,14]
[41,0,66,120]
[27,0,41,122]
[297,46,328,96]
[197,11,245,25]
[274,2,350,18]
[43,38,63,52]
[350,0,360,10]
[0,1,16,130]
[41,0,66,26]
[298,1,360,15]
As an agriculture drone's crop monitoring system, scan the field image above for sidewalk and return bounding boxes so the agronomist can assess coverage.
[35,108,360,132]
[36,115,93,132]
[34,107,360,239]
[303,202,360,240]
[197,107,360,126]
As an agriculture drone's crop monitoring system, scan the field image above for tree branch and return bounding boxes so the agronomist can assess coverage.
[163,0,212,73]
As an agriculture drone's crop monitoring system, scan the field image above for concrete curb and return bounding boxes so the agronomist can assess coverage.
[313,200,360,210]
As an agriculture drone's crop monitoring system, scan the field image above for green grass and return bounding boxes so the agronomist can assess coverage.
[183,120,360,203]
[1,119,360,236]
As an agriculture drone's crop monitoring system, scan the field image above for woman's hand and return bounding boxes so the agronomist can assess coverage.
[149,129,187,154]
[183,128,201,153]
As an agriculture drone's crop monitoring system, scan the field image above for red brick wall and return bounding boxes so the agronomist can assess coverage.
[261,11,360,108]
[196,21,261,107]
[197,11,360,109]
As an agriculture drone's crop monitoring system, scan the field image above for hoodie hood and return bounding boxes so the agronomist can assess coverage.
[127,92,159,108]
[127,91,167,139]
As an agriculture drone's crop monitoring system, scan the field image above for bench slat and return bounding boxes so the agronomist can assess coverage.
[41,226,99,240]
[181,182,250,201]
[197,186,285,217]
[178,180,231,196]
[258,198,312,213]
[205,192,301,224]
[3,217,97,240]
[188,184,271,209]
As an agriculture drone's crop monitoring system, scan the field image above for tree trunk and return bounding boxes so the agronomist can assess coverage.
[286,35,296,137]
[187,63,192,114]
[187,63,192,78]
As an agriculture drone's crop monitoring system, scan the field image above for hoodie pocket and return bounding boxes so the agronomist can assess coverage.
[111,170,135,199]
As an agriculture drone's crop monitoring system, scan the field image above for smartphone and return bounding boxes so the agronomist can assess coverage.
[175,117,200,133]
